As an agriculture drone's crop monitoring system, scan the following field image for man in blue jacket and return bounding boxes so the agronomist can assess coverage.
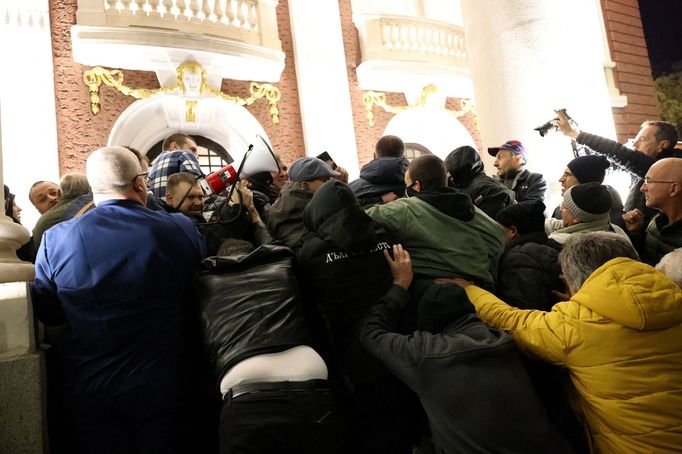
[32,146,205,454]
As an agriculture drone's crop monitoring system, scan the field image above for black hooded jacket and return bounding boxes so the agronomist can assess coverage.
[194,245,311,389]
[444,146,514,219]
[497,231,563,311]
[361,285,573,454]
[297,180,395,385]
[349,157,408,207]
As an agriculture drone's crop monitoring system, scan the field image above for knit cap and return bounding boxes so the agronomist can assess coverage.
[417,284,476,333]
[495,200,546,235]
[567,155,610,183]
[562,182,612,222]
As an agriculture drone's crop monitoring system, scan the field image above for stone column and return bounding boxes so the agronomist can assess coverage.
[460,0,617,201]
[288,0,360,178]
[0,4,47,452]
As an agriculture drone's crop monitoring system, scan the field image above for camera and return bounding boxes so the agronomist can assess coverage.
[535,108,572,137]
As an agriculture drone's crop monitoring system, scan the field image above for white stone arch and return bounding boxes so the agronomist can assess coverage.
[383,108,476,160]
[108,95,270,162]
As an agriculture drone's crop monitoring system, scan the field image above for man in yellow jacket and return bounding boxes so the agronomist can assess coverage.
[449,232,682,453]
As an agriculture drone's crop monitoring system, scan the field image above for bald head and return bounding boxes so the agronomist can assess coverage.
[642,158,682,221]
[86,146,147,205]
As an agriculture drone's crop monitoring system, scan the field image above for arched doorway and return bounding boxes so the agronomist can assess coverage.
[107,95,271,168]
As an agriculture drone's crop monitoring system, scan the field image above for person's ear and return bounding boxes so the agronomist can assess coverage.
[660,140,671,150]
[670,182,681,198]
[413,180,422,192]
[509,225,519,239]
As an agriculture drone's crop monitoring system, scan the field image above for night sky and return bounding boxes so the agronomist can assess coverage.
[638,0,682,77]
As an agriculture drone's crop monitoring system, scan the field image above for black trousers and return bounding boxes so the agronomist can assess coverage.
[219,380,341,454]
[66,380,190,454]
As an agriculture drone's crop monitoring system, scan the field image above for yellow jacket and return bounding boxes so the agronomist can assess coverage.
[465,258,682,453]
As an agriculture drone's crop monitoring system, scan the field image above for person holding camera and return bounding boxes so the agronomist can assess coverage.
[554,110,680,226]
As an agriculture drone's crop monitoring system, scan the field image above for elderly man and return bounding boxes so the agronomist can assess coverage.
[368,154,505,290]
[31,146,205,454]
[148,133,203,198]
[556,112,680,223]
[451,232,682,453]
[166,171,205,221]
[488,140,547,202]
[28,180,60,214]
[31,173,91,254]
[623,157,682,264]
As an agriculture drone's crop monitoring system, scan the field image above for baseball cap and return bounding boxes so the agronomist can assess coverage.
[289,157,340,182]
[488,140,527,163]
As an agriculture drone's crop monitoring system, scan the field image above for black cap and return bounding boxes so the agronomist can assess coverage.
[567,155,610,183]
[495,200,546,235]
[417,284,475,333]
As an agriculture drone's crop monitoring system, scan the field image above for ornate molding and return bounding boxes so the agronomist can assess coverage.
[82,61,282,124]
[362,84,474,127]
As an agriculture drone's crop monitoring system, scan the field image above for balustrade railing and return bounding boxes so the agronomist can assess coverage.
[357,15,468,67]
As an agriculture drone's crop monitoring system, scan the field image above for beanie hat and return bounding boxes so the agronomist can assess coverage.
[567,155,610,183]
[563,182,612,222]
[417,284,475,333]
[495,200,546,235]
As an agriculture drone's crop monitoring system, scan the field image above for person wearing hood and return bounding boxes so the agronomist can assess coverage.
[551,154,625,228]
[297,180,422,454]
[361,245,573,454]
[246,170,275,219]
[349,135,409,208]
[4,185,30,261]
[367,155,505,290]
[444,145,514,219]
[452,232,682,453]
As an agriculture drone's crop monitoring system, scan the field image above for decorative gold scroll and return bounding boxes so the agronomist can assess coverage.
[362,84,475,127]
[82,61,282,124]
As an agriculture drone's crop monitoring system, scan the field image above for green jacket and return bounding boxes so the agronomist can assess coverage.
[367,190,504,287]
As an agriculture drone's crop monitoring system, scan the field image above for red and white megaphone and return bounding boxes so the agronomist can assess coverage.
[199,135,280,195]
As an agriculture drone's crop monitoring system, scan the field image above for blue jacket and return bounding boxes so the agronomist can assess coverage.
[32,199,205,396]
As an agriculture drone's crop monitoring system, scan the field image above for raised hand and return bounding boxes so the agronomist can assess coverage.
[383,244,413,290]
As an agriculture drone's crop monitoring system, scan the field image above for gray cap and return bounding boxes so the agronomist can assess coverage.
[289,157,340,182]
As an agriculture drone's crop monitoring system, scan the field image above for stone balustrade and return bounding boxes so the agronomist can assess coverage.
[358,15,468,68]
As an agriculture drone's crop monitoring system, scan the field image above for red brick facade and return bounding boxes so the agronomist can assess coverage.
[600,0,660,142]
[49,1,659,174]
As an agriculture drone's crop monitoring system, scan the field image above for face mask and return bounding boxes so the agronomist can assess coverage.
[404,183,417,198]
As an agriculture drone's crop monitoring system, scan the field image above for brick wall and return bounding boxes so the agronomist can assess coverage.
[50,0,304,174]
[600,0,660,142]
[338,0,480,167]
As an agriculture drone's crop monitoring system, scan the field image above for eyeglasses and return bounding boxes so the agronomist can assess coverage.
[561,171,574,178]
[643,177,678,185]
[132,172,148,184]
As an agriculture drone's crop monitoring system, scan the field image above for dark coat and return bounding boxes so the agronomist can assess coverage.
[349,156,408,208]
[498,168,547,203]
[576,132,682,223]
[641,214,682,265]
[497,231,563,311]
[297,180,395,385]
[361,285,572,454]
[444,146,514,219]
[266,181,313,250]
[194,245,311,389]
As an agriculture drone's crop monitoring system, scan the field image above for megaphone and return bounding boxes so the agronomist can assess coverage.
[199,135,280,195]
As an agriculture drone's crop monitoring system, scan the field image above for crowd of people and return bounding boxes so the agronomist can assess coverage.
[10,115,682,454]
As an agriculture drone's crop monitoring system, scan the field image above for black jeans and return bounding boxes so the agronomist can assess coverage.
[219,380,341,454]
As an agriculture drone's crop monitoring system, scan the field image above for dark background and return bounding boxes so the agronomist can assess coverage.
[638,0,682,77]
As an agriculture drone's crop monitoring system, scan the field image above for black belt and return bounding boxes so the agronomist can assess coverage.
[225,379,329,402]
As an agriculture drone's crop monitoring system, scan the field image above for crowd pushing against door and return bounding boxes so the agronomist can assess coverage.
[8,112,682,453]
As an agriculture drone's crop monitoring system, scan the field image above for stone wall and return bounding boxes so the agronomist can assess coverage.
[50,0,305,173]
[600,0,660,142]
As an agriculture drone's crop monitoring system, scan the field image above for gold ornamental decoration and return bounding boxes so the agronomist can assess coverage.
[362,84,475,127]
[82,61,282,124]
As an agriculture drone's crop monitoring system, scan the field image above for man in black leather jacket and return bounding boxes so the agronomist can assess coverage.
[195,242,340,454]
